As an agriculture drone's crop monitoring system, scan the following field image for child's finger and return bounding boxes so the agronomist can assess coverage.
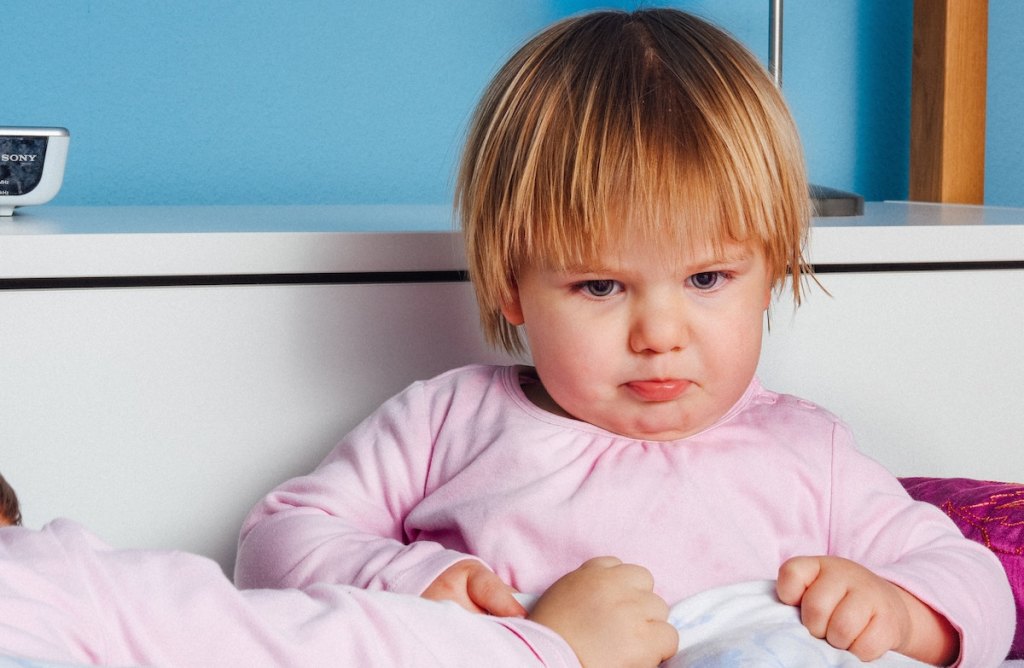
[467,568,527,618]
[798,581,848,640]
[824,589,877,652]
[580,556,657,594]
[775,555,821,605]
[844,614,892,663]
[482,589,528,618]
[578,555,623,569]
[649,618,682,662]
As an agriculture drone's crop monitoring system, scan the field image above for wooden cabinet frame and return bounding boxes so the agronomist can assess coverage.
[909,0,988,204]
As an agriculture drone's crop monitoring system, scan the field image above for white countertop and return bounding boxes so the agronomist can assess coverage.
[1,202,1022,279]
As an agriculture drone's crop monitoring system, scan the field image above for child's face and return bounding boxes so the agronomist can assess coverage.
[501,233,772,441]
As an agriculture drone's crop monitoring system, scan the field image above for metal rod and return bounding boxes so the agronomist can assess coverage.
[768,0,783,87]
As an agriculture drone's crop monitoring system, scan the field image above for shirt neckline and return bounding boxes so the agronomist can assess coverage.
[498,364,761,444]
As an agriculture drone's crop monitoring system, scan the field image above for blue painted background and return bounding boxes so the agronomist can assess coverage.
[5,1,1020,208]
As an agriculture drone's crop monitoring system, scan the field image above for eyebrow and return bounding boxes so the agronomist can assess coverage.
[697,250,753,266]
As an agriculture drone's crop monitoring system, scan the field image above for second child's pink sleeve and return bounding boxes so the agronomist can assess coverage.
[0,521,580,667]
[235,381,478,595]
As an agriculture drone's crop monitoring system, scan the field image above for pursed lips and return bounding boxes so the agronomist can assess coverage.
[623,379,692,402]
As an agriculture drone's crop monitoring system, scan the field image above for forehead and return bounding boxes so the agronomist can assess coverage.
[542,195,761,260]
[569,233,760,271]
[536,221,761,278]
[522,186,747,262]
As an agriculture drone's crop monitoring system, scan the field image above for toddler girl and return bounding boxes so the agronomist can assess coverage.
[236,9,1014,666]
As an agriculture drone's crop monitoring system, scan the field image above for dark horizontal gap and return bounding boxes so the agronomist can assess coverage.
[812,260,1024,274]
[1,261,1022,291]
[0,270,470,290]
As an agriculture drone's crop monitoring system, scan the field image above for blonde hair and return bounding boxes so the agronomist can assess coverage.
[456,8,811,354]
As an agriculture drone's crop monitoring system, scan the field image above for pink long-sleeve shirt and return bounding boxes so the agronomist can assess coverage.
[0,518,577,667]
[237,364,1015,666]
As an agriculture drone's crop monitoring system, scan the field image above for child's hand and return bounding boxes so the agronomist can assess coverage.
[776,556,958,665]
[421,559,527,617]
[528,556,678,668]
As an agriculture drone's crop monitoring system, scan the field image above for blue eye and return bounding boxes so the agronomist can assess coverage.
[581,280,619,297]
[690,272,724,290]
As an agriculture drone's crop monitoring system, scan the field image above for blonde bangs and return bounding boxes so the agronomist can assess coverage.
[457,9,811,354]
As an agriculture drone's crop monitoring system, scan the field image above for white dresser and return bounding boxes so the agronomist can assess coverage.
[2,202,1022,572]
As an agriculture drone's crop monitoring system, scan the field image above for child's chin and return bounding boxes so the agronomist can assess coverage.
[604,416,700,442]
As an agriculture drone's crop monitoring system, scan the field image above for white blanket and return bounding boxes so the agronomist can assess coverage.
[520,580,949,667]
[663,580,925,667]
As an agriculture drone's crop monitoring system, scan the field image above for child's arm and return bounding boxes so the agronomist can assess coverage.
[776,556,957,665]
[235,381,479,595]
[819,423,1015,665]
[3,520,671,667]
[421,555,679,665]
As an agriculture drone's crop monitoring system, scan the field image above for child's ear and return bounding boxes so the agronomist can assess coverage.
[500,285,526,326]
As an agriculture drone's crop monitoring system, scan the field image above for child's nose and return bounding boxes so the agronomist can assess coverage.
[628,299,688,354]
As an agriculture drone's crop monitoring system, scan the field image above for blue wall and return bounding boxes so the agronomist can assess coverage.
[5,2,1019,209]
[986,0,1024,207]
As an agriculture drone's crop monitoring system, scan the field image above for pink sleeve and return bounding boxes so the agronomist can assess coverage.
[234,381,476,594]
[826,424,1015,666]
[0,521,579,668]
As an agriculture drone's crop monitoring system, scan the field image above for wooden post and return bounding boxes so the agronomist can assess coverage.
[909,0,988,204]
